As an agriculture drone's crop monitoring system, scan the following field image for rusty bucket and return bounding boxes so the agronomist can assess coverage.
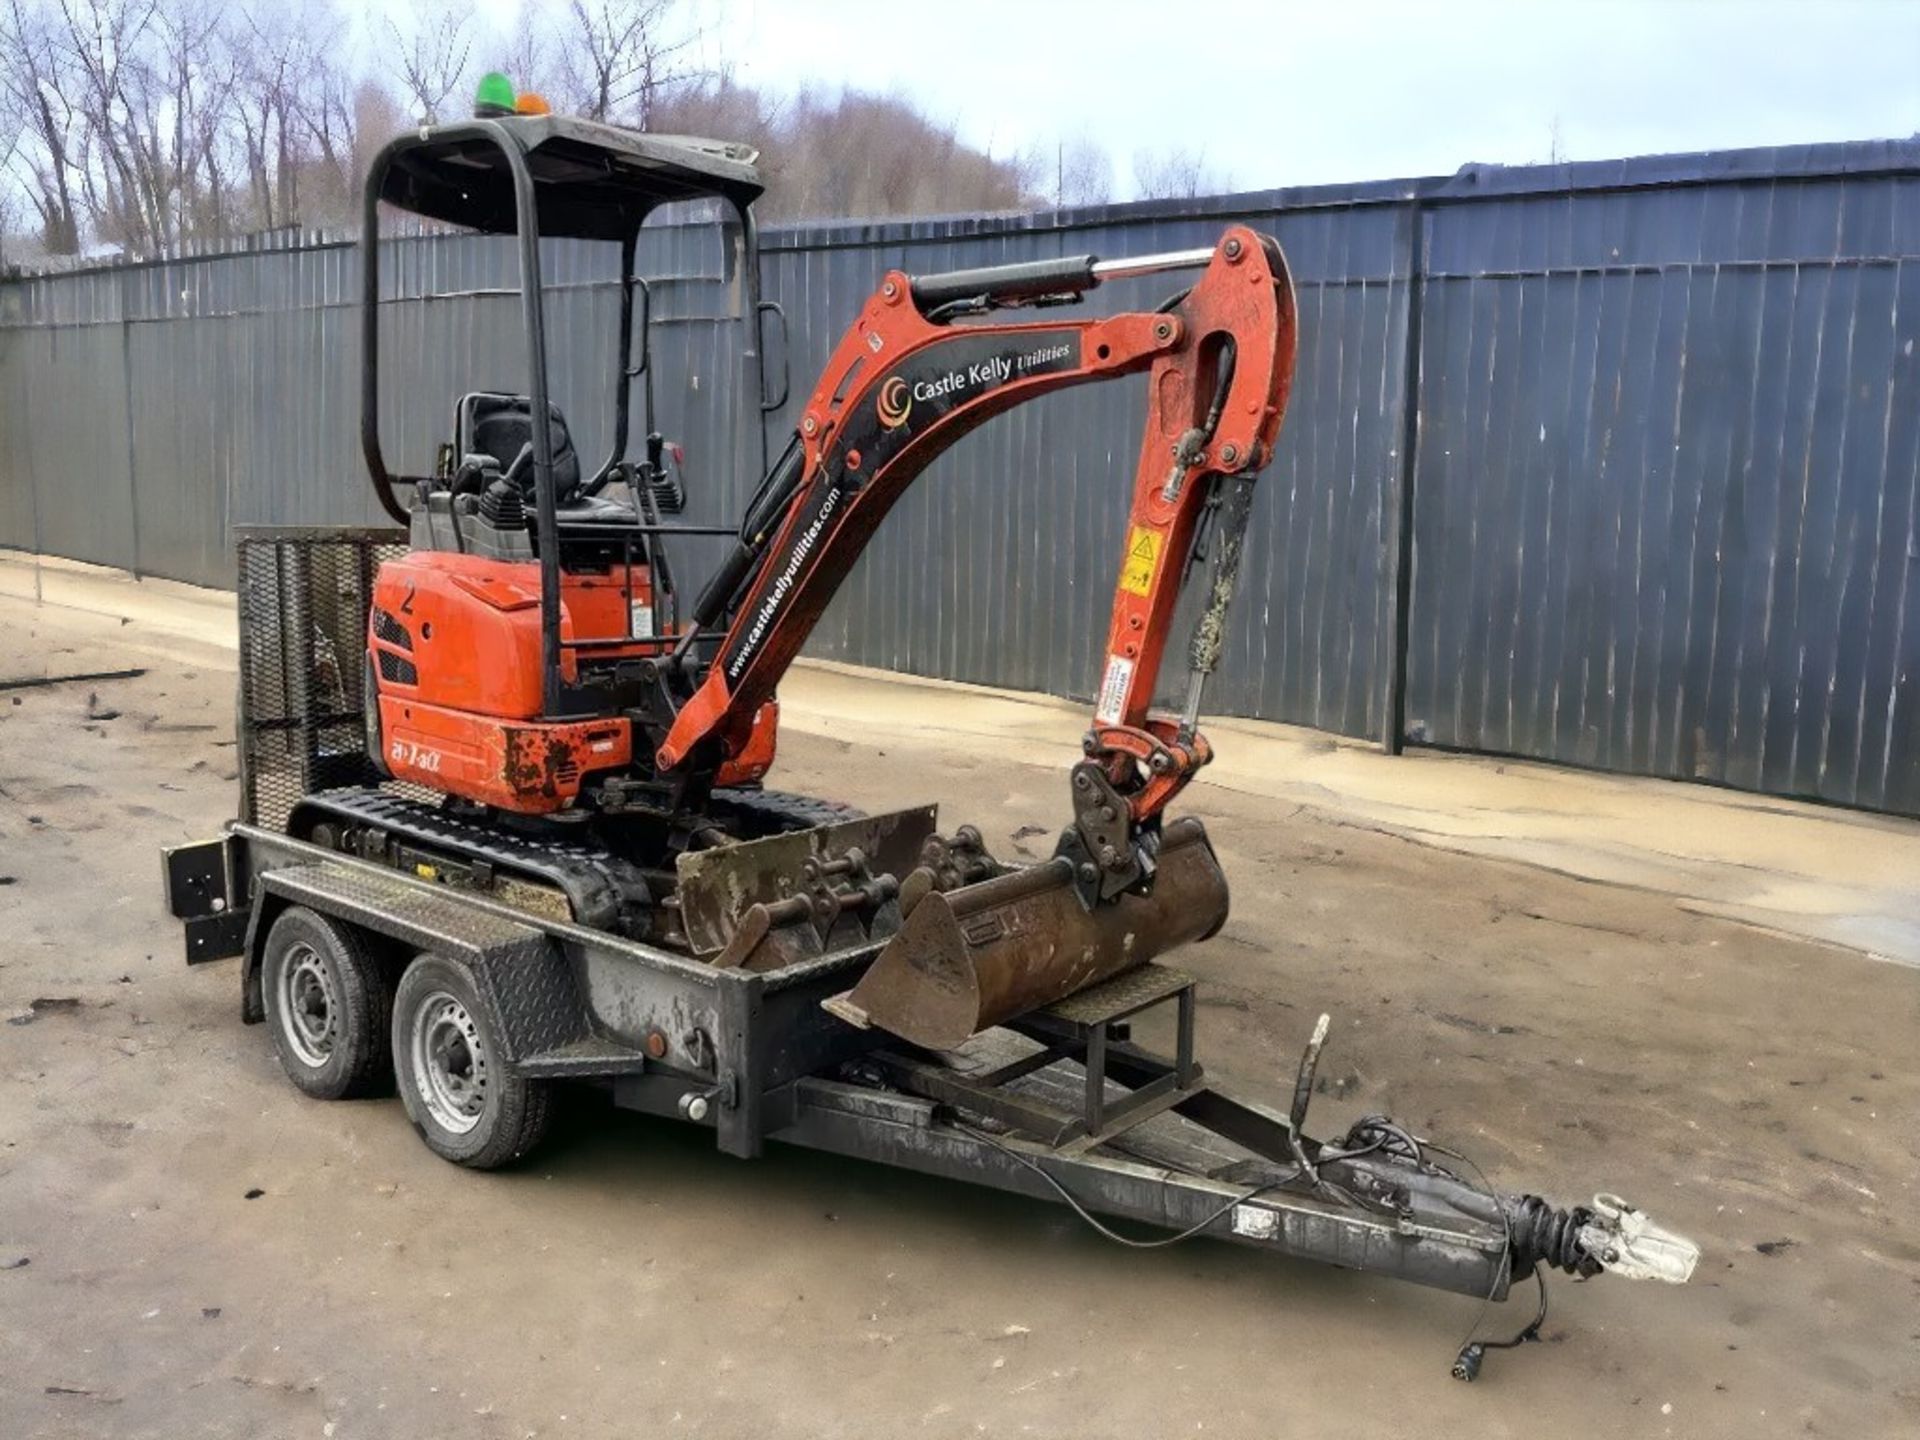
[826,816,1229,1051]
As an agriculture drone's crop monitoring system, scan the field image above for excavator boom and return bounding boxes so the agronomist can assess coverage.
[659,227,1297,819]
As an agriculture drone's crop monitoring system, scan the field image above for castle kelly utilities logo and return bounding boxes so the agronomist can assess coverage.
[876,375,912,428]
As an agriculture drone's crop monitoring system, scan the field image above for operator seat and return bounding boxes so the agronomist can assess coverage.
[456,392,583,499]
[453,392,637,523]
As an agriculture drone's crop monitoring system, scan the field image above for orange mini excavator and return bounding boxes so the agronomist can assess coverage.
[294,94,1295,1047]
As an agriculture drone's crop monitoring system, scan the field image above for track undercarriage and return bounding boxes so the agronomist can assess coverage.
[287,784,916,956]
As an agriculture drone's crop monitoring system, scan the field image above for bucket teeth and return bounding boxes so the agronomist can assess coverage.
[829,816,1228,1050]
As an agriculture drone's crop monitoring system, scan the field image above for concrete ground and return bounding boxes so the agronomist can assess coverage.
[2,558,1917,1439]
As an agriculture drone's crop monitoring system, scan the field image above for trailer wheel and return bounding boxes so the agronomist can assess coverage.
[261,906,394,1100]
[392,954,552,1169]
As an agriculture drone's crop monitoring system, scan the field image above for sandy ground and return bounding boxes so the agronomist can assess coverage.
[2,592,1918,1439]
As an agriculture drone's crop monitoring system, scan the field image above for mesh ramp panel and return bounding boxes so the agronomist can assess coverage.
[235,526,414,830]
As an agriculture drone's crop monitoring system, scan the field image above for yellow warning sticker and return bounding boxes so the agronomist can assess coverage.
[1119,526,1161,596]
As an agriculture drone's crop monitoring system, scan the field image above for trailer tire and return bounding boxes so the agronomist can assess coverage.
[392,953,552,1169]
[261,906,394,1100]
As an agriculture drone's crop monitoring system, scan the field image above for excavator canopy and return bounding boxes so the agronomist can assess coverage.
[374,115,764,239]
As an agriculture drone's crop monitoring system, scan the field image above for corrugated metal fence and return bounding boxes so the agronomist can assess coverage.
[3,140,1916,815]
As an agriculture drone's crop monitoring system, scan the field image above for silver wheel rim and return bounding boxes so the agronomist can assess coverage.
[276,941,337,1069]
[410,990,488,1135]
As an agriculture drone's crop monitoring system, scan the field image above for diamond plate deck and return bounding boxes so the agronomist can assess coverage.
[1039,962,1194,1026]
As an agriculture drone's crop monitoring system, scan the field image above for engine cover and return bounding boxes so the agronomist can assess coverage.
[367,551,647,812]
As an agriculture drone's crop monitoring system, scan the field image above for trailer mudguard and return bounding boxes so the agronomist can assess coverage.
[247,861,592,1065]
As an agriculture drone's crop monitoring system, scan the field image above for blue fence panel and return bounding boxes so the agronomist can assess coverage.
[1403,167,1920,812]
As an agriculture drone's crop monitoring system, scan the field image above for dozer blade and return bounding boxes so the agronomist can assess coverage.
[676,804,938,958]
[827,816,1228,1051]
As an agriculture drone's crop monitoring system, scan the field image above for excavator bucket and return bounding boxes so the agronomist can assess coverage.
[826,817,1229,1051]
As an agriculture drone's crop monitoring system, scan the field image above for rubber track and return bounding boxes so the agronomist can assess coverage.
[290,788,652,933]
[288,788,866,934]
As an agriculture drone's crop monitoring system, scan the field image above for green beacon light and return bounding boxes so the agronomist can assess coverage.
[473,72,516,119]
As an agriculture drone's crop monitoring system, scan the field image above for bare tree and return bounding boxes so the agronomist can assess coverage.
[288,48,367,228]
[0,1,1116,248]
[0,186,20,267]
[1132,145,1227,201]
[0,0,85,251]
[388,0,474,124]
[69,0,239,251]
[759,89,1037,223]
[351,79,407,173]
[233,3,330,230]
[304,76,406,231]
[60,0,164,250]
[557,0,705,127]
[495,17,557,103]
[0,100,22,265]
[1040,134,1112,208]
[167,1,239,240]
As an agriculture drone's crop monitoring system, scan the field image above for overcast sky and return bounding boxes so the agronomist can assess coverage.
[460,1,1920,197]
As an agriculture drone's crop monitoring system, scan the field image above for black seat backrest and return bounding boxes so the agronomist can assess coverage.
[456,392,582,501]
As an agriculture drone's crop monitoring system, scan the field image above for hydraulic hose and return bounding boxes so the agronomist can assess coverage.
[691,433,807,631]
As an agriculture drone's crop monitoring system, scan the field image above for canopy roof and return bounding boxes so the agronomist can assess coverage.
[376,115,764,239]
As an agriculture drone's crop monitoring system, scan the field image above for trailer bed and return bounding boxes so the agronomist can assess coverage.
[166,820,1519,1302]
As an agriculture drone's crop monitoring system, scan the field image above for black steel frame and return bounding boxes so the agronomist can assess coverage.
[161,819,1520,1301]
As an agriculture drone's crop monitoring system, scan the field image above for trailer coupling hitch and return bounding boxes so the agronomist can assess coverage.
[1282,1013,1698,1381]
[1454,1198,1698,1382]
[1574,1193,1700,1284]
[1287,1011,1698,1288]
